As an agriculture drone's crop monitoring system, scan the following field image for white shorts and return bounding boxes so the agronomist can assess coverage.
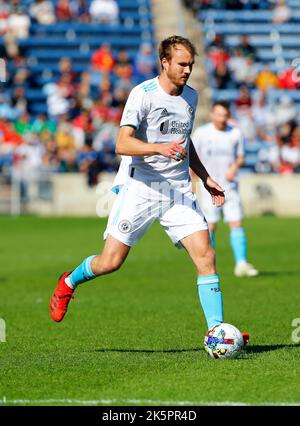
[199,184,243,224]
[104,182,208,248]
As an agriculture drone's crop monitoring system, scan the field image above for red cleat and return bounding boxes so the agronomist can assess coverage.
[49,272,74,322]
[242,331,250,346]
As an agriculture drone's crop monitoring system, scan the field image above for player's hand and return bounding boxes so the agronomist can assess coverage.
[225,164,238,182]
[204,176,225,207]
[157,139,187,161]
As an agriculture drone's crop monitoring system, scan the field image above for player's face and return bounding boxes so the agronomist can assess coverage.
[211,106,230,130]
[163,45,194,88]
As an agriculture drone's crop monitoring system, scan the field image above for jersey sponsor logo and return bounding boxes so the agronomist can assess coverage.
[118,220,132,233]
[160,120,191,135]
[160,120,169,134]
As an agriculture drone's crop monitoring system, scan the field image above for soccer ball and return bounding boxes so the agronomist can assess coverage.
[204,323,244,359]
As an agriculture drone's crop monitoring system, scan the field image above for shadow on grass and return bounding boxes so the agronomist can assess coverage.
[246,343,300,354]
[88,344,300,355]
[89,348,201,354]
[258,271,300,277]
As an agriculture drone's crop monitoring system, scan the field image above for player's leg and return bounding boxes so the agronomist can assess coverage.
[50,182,157,322]
[229,220,258,277]
[180,230,223,330]
[49,236,131,322]
[65,234,131,289]
[224,189,258,277]
[160,192,223,331]
[208,223,217,249]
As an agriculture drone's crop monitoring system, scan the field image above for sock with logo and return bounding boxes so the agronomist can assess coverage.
[197,274,223,330]
[65,255,97,289]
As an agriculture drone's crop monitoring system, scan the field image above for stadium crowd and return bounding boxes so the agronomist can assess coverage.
[0,0,157,187]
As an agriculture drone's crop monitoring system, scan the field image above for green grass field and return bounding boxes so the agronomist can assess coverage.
[0,215,300,406]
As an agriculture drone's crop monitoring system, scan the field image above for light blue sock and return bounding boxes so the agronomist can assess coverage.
[230,227,247,264]
[209,230,215,249]
[197,274,223,330]
[68,255,97,288]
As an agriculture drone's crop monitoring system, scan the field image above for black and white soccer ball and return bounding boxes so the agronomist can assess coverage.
[204,323,244,359]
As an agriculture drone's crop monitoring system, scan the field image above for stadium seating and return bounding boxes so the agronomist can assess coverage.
[1,0,154,116]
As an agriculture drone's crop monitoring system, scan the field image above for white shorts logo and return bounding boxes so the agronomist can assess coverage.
[118,220,132,233]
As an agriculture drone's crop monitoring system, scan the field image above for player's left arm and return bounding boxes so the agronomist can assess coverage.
[226,128,245,181]
[226,156,245,182]
[189,139,225,207]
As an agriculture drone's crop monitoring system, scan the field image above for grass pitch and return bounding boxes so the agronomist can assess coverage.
[0,215,300,406]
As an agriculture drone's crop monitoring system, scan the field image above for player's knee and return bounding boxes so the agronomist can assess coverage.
[94,254,123,275]
[204,245,215,266]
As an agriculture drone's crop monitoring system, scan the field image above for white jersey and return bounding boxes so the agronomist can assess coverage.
[192,122,245,190]
[112,76,198,193]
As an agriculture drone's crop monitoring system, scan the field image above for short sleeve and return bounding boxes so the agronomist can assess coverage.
[120,86,147,129]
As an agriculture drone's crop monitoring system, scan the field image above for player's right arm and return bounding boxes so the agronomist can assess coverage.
[116,82,187,160]
[116,126,186,161]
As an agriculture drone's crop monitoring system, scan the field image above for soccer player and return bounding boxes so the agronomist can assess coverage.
[192,101,258,277]
[49,36,248,343]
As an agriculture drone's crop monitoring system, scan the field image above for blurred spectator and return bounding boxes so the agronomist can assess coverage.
[235,85,253,110]
[0,93,19,120]
[272,95,298,127]
[0,0,10,36]
[55,119,77,171]
[30,113,57,135]
[213,60,232,89]
[134,42,156,82]
[89,0,119,25]
[114,49,133,80]
[71,0,90,22]
[44,83,70,117]
[269,122,300,173]
[55,0,73,21]
[30,0,56,25]
[91,43,115,73]
[207,34,230,67]
[11,86,28,116]
[229,51,257,87]
[58,57,77,83]
[272,0,291,24]
[237,35,256,60]
[252,91,275,141]
[255,65,280,91]
[8,7,30,39]
[278,68,300,90]
[225,0,243,10]
[14,112,32,136]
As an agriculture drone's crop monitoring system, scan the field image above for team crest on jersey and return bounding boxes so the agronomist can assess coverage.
[118,220,132,233]
[126,109,136,120]
[186,104,194,118]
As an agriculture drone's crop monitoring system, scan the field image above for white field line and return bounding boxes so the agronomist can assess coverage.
[0,398,300,406]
